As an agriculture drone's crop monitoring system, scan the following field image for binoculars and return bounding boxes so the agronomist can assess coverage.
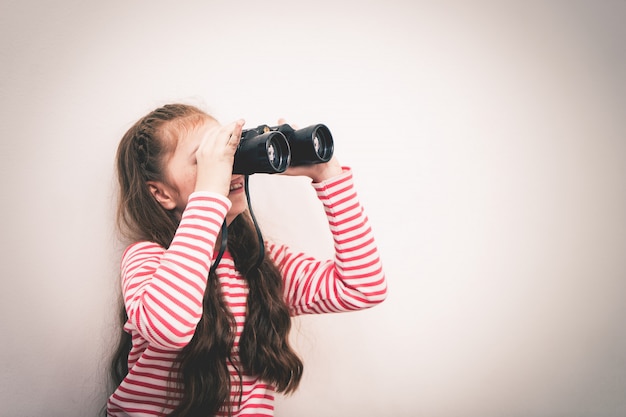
[233,123,334,175]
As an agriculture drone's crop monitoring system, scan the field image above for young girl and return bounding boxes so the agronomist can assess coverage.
[107,103,387,417]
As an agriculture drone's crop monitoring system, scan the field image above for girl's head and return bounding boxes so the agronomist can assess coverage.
[116,103,247,247]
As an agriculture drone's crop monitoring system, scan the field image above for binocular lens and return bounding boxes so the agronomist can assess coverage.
[311,126,333,161]
[266,140,281,171]
[233,130,290,175]
[286,124,334,166]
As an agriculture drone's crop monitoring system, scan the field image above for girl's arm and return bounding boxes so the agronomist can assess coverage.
[121,192,231,349]
[269,168,387,315]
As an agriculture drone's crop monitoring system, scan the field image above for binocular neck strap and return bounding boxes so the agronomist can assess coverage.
[245,175,266,271]
[209,220,228,276]
[208,175,265,277]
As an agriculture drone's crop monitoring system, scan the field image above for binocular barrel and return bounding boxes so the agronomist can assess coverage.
[232,123,334,175]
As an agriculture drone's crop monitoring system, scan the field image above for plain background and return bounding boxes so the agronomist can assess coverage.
[1,1,625,416]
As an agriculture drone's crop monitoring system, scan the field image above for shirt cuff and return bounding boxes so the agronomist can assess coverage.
[311,166,352,190]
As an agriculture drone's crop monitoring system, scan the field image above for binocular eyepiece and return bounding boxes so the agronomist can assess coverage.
[232,123,334,175]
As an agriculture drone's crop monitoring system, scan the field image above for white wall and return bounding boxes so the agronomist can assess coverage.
[1,1,625,416]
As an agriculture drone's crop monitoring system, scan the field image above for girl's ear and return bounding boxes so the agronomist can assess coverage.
[146,181,177,211]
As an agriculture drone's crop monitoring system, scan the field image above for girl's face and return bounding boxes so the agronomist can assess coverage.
[162,118,248,223]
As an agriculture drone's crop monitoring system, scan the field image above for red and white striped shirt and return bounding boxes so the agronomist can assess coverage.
[107,169,387,416]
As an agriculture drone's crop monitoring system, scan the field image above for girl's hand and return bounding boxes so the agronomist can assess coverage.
[282,156,343,182]
[195,119,245,196]
[277,119,343,182]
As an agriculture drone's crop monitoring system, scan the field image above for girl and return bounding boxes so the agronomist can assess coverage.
[107,103,387,416]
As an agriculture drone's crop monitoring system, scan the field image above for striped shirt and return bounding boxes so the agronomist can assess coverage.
[107,168,387,416]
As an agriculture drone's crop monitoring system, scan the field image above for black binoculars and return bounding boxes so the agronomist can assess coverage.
[232,123,334,175]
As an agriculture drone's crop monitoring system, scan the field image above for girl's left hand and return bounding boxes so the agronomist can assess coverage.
[278,119,343,182]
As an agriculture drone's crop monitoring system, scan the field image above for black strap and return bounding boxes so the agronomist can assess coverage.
[209,175,265,275]
[245,175,265,270]
[210,220,228,275]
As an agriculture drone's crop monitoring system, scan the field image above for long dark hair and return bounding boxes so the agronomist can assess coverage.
[110,104,303,416]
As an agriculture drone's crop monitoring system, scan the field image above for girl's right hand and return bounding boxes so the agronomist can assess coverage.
[194,119,245,196]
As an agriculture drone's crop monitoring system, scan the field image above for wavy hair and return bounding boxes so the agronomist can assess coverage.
[110,104,302,416]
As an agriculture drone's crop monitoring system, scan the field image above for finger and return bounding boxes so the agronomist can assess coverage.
[277,118,300,130]
[227,119,245,149]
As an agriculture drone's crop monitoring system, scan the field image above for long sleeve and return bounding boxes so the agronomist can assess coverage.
[121,192,231,349]
[269,168,387,315]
